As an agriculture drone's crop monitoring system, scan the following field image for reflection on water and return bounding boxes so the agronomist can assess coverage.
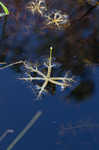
[59,119,99,136]
[0,0,99,149]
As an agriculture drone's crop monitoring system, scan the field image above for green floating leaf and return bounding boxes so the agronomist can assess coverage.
[0,1,9,17]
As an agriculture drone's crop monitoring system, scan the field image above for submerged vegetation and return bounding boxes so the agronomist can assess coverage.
[59,120,99,136]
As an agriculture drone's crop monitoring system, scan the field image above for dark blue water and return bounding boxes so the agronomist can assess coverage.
[0,0,99,150]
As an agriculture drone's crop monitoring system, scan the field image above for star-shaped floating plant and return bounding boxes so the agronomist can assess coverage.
[44,10,70,29]
[19,47,73,98]
[26,0,47,16]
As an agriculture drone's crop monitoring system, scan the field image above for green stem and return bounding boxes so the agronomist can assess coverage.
[0,2,9,16]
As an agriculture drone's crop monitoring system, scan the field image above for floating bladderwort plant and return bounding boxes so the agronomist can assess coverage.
[19,47,74,98]
[0,2,9,17]
[26,0,47,16]
[0,47,74,99]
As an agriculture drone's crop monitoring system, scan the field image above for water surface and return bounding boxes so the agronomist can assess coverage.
[0,0,99,150]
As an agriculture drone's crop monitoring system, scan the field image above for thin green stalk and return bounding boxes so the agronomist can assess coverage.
[0,2,9,17]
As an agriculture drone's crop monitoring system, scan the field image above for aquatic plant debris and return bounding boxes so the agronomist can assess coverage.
[7,111,42,150]
[26,0,47,16]
[0,129,14,142]
[19,47,74,98]
[0,2,9,17]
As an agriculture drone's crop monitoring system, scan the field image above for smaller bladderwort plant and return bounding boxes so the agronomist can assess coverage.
[0,1,9,17]
[26,0,47,16]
